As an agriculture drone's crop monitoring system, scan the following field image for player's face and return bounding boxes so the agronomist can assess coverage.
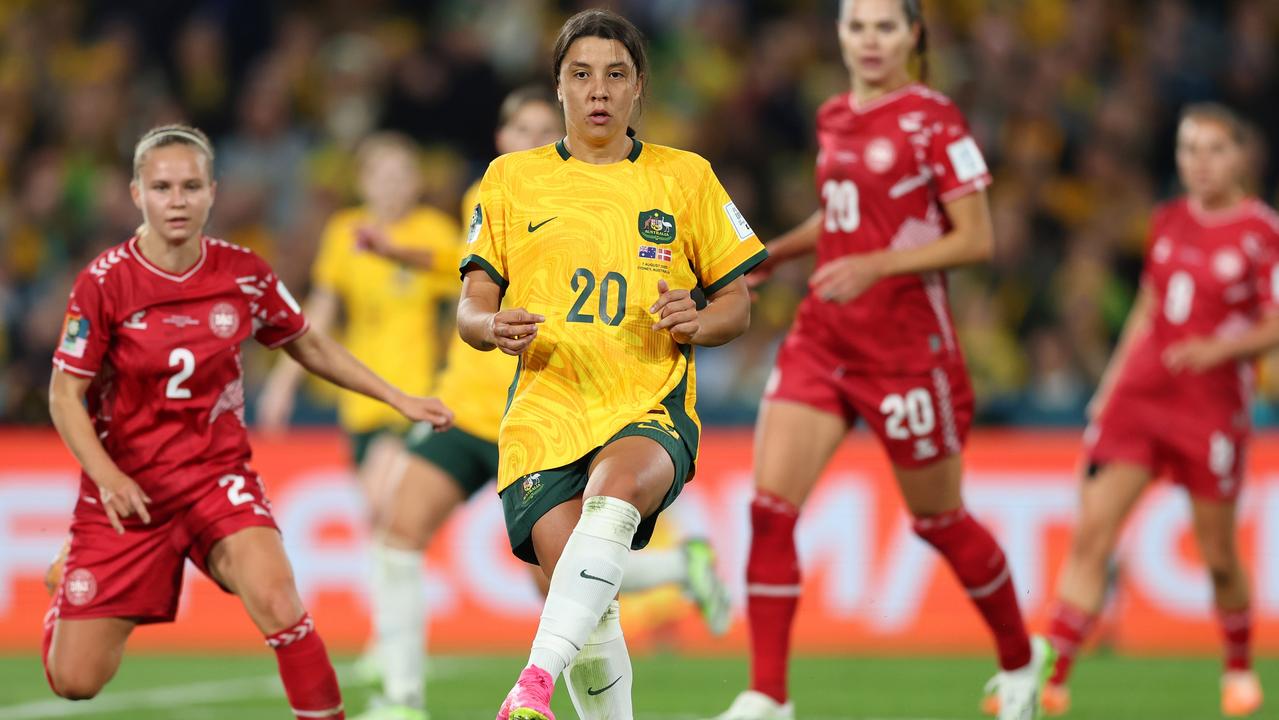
[1177,117,1243,204]
[130,145,215,245]
[557,37,642,147]
[359,147,421,215]
[497,101,563,155]
[839,0,919,86]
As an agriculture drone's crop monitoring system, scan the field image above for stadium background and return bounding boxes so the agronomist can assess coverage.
[1,0,1278,718]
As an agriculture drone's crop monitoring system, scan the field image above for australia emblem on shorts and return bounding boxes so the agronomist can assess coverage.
[638,209,676,245]
[65,568,97,606]
[520,472,543,503]
[209,302,240,339]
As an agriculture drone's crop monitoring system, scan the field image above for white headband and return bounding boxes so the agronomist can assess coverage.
[133,129,213,166]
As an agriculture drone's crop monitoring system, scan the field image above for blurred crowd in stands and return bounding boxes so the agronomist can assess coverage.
[3,0,1279,426]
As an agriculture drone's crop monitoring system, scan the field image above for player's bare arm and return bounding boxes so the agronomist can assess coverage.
[48,369,152,534]
[1089,285,1154,419]
[749,210,821,287]
[651,277,750,346]
[811,190,994,303]
[356,225,437,270]
[457,269,545,355]
[1164,309,1279,374]
[256,287,340,432]
[279,328,454,430]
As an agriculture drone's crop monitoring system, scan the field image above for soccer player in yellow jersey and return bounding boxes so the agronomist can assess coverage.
[458,11,766,719]
[357,87,734,720]
[257,132,459,529]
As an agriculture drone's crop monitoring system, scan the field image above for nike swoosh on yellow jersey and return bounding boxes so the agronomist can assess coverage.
[528,217,557,233]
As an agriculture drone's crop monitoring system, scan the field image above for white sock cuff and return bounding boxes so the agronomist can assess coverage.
[376,544,422,570]
[577,496,641,544]
[585,601,622,645]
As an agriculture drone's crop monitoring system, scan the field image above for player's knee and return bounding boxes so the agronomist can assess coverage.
[1200,543,1240,588]
[48,664,106,700]
[385,512,432,551]
[244,578,305,631]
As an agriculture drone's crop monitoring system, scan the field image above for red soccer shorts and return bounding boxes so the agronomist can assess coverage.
[1086,395,1247,501]
[765,337,974,468]
[49,466,279,623]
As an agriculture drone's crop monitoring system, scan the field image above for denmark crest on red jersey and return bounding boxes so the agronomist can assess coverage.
[865,138,896,174]
[209,302,240,338]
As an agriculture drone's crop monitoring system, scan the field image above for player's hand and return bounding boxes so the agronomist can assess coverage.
[95,473,152,535]
[651,279,699,343]
[255,373,294,435]
[809,252,885,304]
[488,308,545,355]
[355,225,391,255]
[1163,337,1228,374]
[392,394,454,431]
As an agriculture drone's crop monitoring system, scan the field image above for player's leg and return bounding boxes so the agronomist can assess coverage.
[208,526,345,720]
[361,428,478,718]
[360,430,408,534]
[864,366,1041,720]
[501,436,676,719]
[1048,462,1150,689]
[43,508,183,700]
[1189,496,1262,716]
[620,535,731,635]
[711,399,846,720]
[44,617,135,700]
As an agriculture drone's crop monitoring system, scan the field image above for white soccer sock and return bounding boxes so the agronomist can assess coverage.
[527,496,640,682]
[372,543,426,708]
[619,547,686,593]
[566,601,633,719]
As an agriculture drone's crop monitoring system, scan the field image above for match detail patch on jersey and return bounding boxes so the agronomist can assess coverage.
[60,313,90,358]
[724,201,754,241]
[946,137,987,183]
[467,204,483,244]
[638,209,676,244]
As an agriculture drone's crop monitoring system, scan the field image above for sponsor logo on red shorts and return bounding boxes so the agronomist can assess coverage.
[65,568,97,606]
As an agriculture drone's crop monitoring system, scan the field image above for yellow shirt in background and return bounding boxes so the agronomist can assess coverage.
[312,206,459,432]
[462,140,767,490]
[433,180,519,442]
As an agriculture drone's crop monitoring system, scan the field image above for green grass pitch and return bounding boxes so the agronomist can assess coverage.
[0,653,1272,719]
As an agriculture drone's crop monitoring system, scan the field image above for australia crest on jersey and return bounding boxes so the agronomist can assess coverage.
[209,302,240,338]
[638,209,676,244]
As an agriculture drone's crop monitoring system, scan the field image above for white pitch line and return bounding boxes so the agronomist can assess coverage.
[0,674,283,719]
[0,662,468,719]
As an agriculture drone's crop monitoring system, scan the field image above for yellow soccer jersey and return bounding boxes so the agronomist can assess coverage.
[432,180,518,442]
[313,206,460,432]
[461,139,767,490]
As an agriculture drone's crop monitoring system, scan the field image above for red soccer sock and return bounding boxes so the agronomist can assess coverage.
[746,491,801,705]
[914,508,1031,671]
[266,613,345,720]
[1218,606,1252,672]
[1045,600,1096,685]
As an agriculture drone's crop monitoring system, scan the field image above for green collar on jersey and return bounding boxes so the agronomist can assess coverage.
[555,129,643,163]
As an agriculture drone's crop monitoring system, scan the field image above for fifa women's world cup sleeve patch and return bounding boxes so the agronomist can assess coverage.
[53,276,110,376]
[458,167,510,289]
[689,164,768,296]
[59,313,90,358]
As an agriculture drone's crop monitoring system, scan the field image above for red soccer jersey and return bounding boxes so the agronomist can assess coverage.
[1111,198,1279,421]
[52,236,308,508]
[793,84,992,372]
